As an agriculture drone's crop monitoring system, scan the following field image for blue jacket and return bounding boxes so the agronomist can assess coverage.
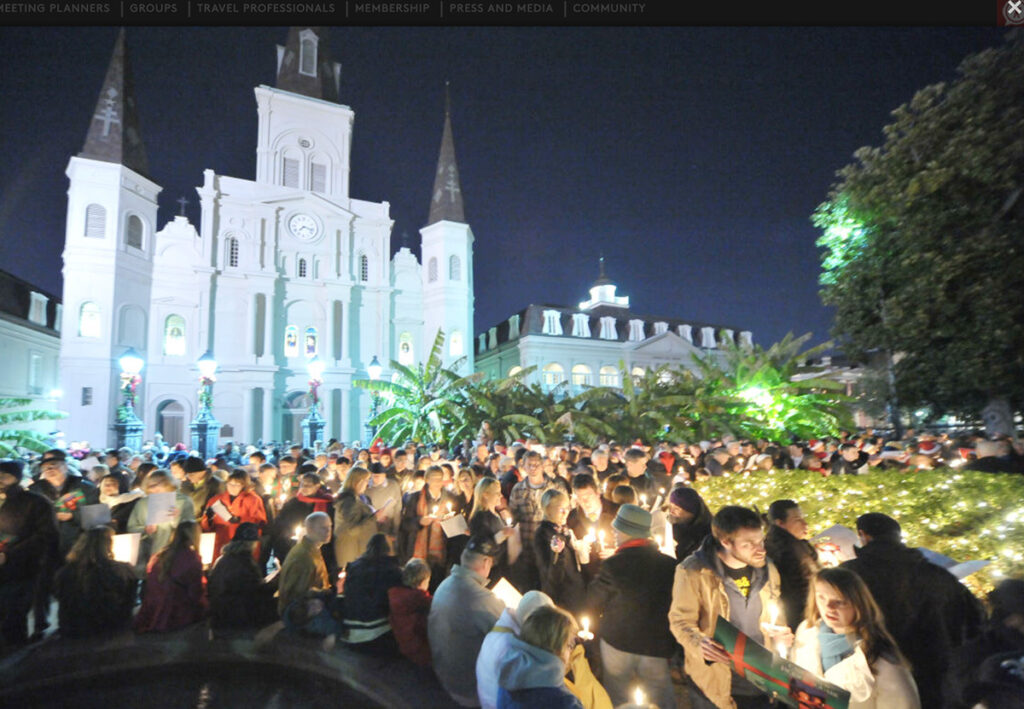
[496,635,582,709]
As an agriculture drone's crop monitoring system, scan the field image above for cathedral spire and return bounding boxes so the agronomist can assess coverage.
[275,27,341,103]
[427,82,466,225]
[79,28,149,176]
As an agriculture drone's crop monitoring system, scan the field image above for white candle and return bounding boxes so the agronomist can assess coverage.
[634,687,646,706]
[292,524,303,541]
[432,505,439,516]
[577,616,594,641]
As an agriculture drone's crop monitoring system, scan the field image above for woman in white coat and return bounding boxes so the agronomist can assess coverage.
[791,567,920,709]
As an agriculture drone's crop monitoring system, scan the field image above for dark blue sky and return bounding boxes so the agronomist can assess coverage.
[0,27,1008,348]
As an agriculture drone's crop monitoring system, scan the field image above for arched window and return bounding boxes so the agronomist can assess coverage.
[78,302,101,338]
[304,327,318,357]
[298,258,307,278]
[542,362,564,388]
[428,257,438,283]
[631,366,645,382]
[449,255,461,281]
[284,325,299,357]
[599,365,619,387]
[508,365,523,377]
[126,215,143,249]
[299,33,317,76]
[227,237,239,267]
[571,364,592,388]
[449,331,464,357]
[311,162,327,192]
[398,331,414,366]
[163,315,186,356]
[84,204,106,238]
[282,156,300,188]
[360,254,369,282]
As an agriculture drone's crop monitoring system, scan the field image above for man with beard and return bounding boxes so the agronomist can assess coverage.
[669,505,785,709]
[0,459,58,648]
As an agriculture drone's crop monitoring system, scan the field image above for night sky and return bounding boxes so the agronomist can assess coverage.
[0,27,1009,348]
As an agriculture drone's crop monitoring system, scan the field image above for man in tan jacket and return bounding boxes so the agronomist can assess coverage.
[668,506,787,709]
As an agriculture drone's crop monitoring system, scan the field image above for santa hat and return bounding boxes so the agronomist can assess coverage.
[917,440,941,456]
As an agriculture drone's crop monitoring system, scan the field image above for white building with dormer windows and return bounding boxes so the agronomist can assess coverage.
[57,28,473,447]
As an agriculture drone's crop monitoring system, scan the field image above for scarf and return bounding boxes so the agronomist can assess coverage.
[413,489,446,565]
[818,621,855,671]
[297,491,332,514]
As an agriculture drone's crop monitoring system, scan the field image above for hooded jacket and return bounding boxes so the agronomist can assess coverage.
[668,534,782,709]
[497,635,583,709]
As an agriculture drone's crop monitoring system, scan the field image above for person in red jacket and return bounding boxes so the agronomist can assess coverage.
[388,557,433,666]
[201,468,267,563]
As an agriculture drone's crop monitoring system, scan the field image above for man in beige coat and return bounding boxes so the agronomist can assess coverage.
[668,505,787,709]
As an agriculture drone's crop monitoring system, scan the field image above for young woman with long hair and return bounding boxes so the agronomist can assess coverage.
[134,520,207,632]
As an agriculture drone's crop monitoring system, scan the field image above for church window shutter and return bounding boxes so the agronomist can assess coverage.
[283,158,300,188]
[360,254,369,282]
[298,258,308,278]
[228,237,239,267]
[449,255,461,281]
[85,204,106,238]
[428,257,438,283]
[311,162,327,192]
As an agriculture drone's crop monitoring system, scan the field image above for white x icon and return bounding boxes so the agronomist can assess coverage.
[1010,0,1023,15]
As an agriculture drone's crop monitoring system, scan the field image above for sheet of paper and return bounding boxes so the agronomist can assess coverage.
[810,524,859,564]
[80,503,111,530]
[441,513,469,538]
[146,492,177,526]
[112,532,141,566]
[210,499,232,523]
[491,577,523,609]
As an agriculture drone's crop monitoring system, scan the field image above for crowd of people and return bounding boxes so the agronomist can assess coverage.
[0,428,1022,708]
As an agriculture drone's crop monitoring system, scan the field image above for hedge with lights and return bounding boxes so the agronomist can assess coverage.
[692,468,1024,596]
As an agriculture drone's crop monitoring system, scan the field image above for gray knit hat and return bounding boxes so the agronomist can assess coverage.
[612,503,652,539]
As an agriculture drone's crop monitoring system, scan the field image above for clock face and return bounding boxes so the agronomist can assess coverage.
[288,213,319,241]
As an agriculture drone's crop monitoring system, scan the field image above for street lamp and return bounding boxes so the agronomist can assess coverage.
[365,355,382,443]
[302,355,326,450]
[190,350,221,459]
[114,347,145,450]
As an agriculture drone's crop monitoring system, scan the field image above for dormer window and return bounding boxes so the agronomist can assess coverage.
[571,313,590,338]
[701,326,717,348]
[299,30,318,77]
[599,316,617,340]
[628,319,645,342]
[677,324,693,343]
[653,321,668,336]
[542,310,563,336]
[508,314,521,339]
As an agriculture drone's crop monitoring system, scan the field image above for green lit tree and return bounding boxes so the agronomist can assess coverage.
[814,32,1024,427]
[0,398,67,455]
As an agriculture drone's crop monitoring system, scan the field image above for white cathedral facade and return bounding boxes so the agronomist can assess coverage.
[58,28,474,448]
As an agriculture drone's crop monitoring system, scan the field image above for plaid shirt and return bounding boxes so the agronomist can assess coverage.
[507,475,561,563]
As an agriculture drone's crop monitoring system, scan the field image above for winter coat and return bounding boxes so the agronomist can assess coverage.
[135,548,207,633]
[207,541,276,629]
[388,584,432,666]
[0,485,57,584]
[277,535,331,616]
[333,490,377,570]
[585,539,677,658]
[429,563,505,706]
[201,490,267,562]
[841,540,983,709]
[29,474,98,558]
[668,535,782,709]
[496,634,583,709]
[126,492,196,573]
[181,473,224,518]
[53,558,137,638]
[534,520,587,615]
[671,506,712,563]
[791,621,920,709]
[342,554,402,643]
[470,509,509,583]
[765,524,819,631]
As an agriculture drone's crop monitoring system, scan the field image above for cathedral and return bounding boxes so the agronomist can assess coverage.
[58,28,474,447]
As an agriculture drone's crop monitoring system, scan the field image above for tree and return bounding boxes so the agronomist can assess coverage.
[352,331,488,445]
[691,334,853,444]
[0,398,66,455]
[814,32,1024,426]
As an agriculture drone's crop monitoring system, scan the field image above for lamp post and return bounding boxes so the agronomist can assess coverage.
[365,355,382,444]
[114,347,145,451]
[190,350,221,459]
[301,355,326,450]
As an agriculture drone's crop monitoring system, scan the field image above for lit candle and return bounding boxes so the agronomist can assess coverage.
[598,530,606,548]
[446,502,453,515]
[432,505,439,516]
[577,616,594,641]
[292,524,303,541]
[640,493,648,509]
[584,527,596,545]
[634,687,646,706]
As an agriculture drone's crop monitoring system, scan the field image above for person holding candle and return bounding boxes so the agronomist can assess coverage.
[791,567,920,709]
[400,465,457,590]
[135,520,207,633]
[765,499,819,632]
[277,511,340,637]
[668,505,785,709]
[469,477,512,583]
[534,489,588,615]
[566,474,613,582]
[269,472,334,570]
[585,504,678,709]
[201,468,268,564]
[127,469,195,575]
